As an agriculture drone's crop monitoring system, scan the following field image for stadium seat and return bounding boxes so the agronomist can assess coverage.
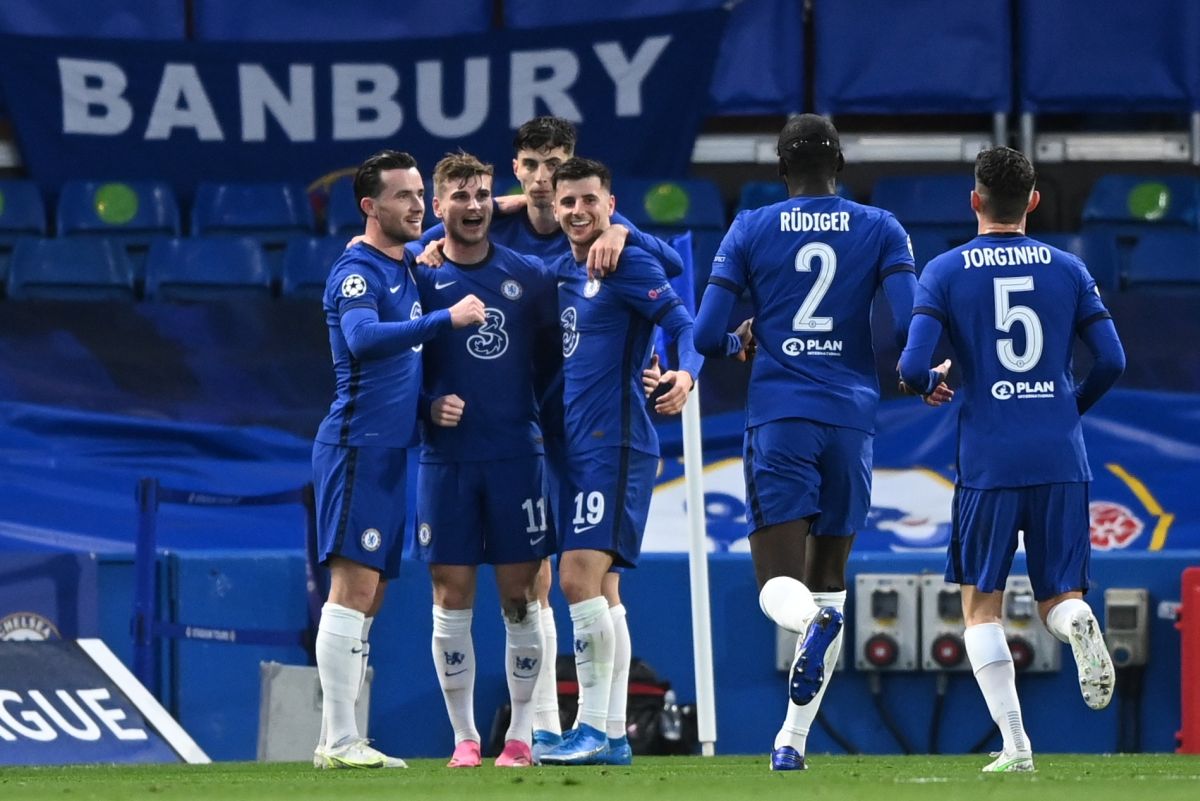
[282,236,348,299]
[144,237,272,301]
[190,182,315,241]
[325,178,362,238]
[871,175,977,245]
[0,181,48,294]
[611,178,725,234]
[6,238,135,300]
[1081,175,1200,233]
[57,180,180,238]
[1037,232,1121,292]
[0,180,47,243]
[1125,231,1200,288]
[0,0,185,38]
[194,0,489,40]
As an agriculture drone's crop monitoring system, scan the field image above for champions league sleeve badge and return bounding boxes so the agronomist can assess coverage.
[340,274,368,298]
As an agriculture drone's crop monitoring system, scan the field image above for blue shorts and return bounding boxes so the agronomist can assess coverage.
[559,447,658,569]
[312,441,407,580]
[743,419,872,537]
[413,456,554,566]
[946,482,1092,600]
[543,433,571,548]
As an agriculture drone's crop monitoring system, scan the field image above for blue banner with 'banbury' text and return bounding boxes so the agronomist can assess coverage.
[0,10,725,197]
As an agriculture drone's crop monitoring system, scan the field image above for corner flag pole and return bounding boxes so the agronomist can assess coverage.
[682,385,717,755]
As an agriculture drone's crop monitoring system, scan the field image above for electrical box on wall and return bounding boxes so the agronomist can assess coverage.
[1104,588,1150,667]
[919,576,969,671]
[854,574,919,671]
[1002,575,1060,672]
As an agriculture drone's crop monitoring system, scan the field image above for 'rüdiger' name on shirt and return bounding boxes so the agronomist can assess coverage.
[779,210,852,233]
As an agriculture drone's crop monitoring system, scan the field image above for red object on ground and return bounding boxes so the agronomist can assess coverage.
[1177,567,1200,754]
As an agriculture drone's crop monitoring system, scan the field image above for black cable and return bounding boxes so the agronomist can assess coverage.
[815,710,860,754]
[928,672,948,754]
[868,673,915,755]
[1116,666,1145,753]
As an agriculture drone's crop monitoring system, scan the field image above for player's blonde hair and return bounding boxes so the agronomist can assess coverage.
[433,151,494,197]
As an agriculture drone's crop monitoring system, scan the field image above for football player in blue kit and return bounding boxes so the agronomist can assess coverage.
[416,117,683,759]
[312,150,486,770]
[693,115,948,772]
[537,158,702,766]
[411,152,561,769]
[900,146,1125,774]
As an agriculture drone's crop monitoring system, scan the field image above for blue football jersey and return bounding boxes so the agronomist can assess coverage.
[557,247,684,456]
[914,233,1111,488]
[709,196,914,433]
[415,243,558,462]
[315,243,426,448]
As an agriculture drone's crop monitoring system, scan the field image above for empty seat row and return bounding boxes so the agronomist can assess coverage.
[1,236,345,302]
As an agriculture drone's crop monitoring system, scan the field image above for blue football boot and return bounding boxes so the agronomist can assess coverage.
[531,729,563,765]
[595,735,633,766]
[537,723,608,765]
[770,745,807,771]
[790,606,843,706]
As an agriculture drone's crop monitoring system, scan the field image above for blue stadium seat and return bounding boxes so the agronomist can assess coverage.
[57,180,181,278]
[1125,231,1200,288]
[1037,232,1121,292]
[194,0,489,40]
[191,182,315,240]
[871,175,977,244]
[0,0,184,38]
[144,238,272,301]
[325,178,362,238]
[58,180,181,238]
[282,236,348,299]
[0,181,47,292]
[815,0,1011,116]
[1082,176,1200,232]
[0,180,47,242]
[611,177,725,233]
[6,238,135,301]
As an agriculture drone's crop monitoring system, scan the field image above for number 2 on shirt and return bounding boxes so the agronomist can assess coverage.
[792,242,836,332]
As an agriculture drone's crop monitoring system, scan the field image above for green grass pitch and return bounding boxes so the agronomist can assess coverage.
[3,755,1200,801]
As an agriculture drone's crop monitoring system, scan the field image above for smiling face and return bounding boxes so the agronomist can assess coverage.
[434,173,493,248]
[555,174,614,251]
[363,166,425,244]
[513,145,572,212]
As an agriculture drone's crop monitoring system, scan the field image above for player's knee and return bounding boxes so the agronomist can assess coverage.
[501,597,532,624]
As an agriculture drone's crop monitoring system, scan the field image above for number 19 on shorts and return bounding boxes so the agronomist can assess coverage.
[572,491,605,528]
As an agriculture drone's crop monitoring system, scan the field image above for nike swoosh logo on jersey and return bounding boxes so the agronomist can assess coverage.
[573,525,597,535]
[389,284,402,293]
[435,280,457,290]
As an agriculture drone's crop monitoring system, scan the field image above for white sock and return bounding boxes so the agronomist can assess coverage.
[532,604,561,734]
[569,596,615,732]
[965,622,1031,754]
[503,601,543,745]
[1045,598,1092,644]
[316,602,365,747]
[358,615,374,699]
[774,590,846,753]
[607,604,632,740]
[759,576,818,634]
[433,606,479,744]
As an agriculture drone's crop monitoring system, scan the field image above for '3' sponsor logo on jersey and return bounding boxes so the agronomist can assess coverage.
[466,308,508,359]
[560,306,579,357]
